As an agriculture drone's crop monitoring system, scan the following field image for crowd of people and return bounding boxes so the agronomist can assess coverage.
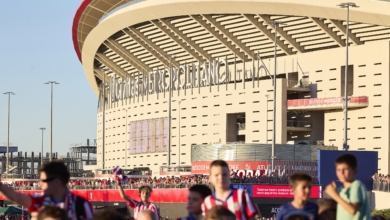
[372,173,390,192]
[0,154,387,220]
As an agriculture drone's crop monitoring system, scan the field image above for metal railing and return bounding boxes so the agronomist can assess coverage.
[237,123,246,130]
[7,177,322,191]
[373,179,390,192]
[287,120,312,128]
[287,80,310,89]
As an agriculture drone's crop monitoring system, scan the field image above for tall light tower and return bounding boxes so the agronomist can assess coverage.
[44,81,59,161]
[165,54,175,167]
[268,21,286,171]
[3,92,15,176]
[100,69,107,170]
[337,2,359,151]
[39,127,46,165]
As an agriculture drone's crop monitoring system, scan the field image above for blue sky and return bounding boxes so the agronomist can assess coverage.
[0,1,97,156]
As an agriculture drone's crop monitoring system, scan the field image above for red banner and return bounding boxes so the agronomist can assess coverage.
[252,185,322,199]
[287,96,368,107]
[191,161,268,174]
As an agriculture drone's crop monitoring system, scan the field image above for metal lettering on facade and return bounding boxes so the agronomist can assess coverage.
[99,58,270,104]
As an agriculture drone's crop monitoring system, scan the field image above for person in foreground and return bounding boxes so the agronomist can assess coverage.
[92,209,125,220]
[0,161,93,220]
[138,209,158,220]
[201,160,258,220]
[204,206,236,220]
[324,153,371,220]
[38,206,68,220]
[115,166,159,220]
[275,173,318,220]
[177,184,212,220]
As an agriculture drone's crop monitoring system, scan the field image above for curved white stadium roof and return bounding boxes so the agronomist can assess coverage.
[72,0,390,95]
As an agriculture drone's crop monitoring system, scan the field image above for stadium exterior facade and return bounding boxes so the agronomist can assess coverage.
[73,0,390,175]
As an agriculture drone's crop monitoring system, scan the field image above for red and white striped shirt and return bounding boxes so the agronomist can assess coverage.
[126,196,159,219]
[201,188,258,220]
[27,191,94,220]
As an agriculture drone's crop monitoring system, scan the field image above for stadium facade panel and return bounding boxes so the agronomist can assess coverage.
[73,0,390,175]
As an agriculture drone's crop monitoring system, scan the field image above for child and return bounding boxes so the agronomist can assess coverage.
[177,184,212,220]
[324,153,371,220]
[276,173,318,220]
[114,167,159,220]
[38,206,68,220]
[201,160,258,220]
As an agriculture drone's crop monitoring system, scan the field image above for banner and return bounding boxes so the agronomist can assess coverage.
[252,185,322,199]
[191,161,317,176]
[191,161,268,174]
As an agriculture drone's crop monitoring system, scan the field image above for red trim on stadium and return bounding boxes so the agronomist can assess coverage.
[72,0,93,63]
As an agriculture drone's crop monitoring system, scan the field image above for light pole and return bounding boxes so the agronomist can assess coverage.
[165,54,175,167]
[44,81,59,161]
[337,2,359,151]
[39,128,46,165]
[268,21,286,171]
[101,69,107,170]
[265,94,269,144]
[3,92,15,176]
[124,108,128,168]
[178,101,181,166]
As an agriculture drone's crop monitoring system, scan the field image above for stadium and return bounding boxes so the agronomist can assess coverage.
[72,0,390,176]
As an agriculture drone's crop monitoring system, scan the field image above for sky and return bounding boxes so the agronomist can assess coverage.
[0,1,97,156]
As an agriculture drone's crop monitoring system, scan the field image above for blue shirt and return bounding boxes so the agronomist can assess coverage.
[275,202,318,220]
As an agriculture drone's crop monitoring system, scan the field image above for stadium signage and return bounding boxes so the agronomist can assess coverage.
[99,58,270,103]
[191,161,318,176]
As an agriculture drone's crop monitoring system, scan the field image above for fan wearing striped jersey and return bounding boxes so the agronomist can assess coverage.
[0,161,93,220]
[201,160,259,220]
[113,166,159,220]
[176,185,212,220]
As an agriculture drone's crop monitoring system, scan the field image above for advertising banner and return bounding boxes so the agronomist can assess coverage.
[191,161,268,175]
[252,185,322,199]
[191,161,317,176]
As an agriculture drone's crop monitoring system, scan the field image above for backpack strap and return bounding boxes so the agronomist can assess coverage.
[75,196,86,220]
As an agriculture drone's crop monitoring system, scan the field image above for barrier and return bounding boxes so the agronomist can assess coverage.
[0,184,324,202]
[0,189,189,203]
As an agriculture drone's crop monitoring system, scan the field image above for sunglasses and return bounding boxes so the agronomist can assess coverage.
[39,177,58,183]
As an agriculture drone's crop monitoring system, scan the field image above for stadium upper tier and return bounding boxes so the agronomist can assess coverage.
[72,0,390,96]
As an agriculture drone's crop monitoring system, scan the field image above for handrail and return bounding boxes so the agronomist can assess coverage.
[286,120,311,128]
